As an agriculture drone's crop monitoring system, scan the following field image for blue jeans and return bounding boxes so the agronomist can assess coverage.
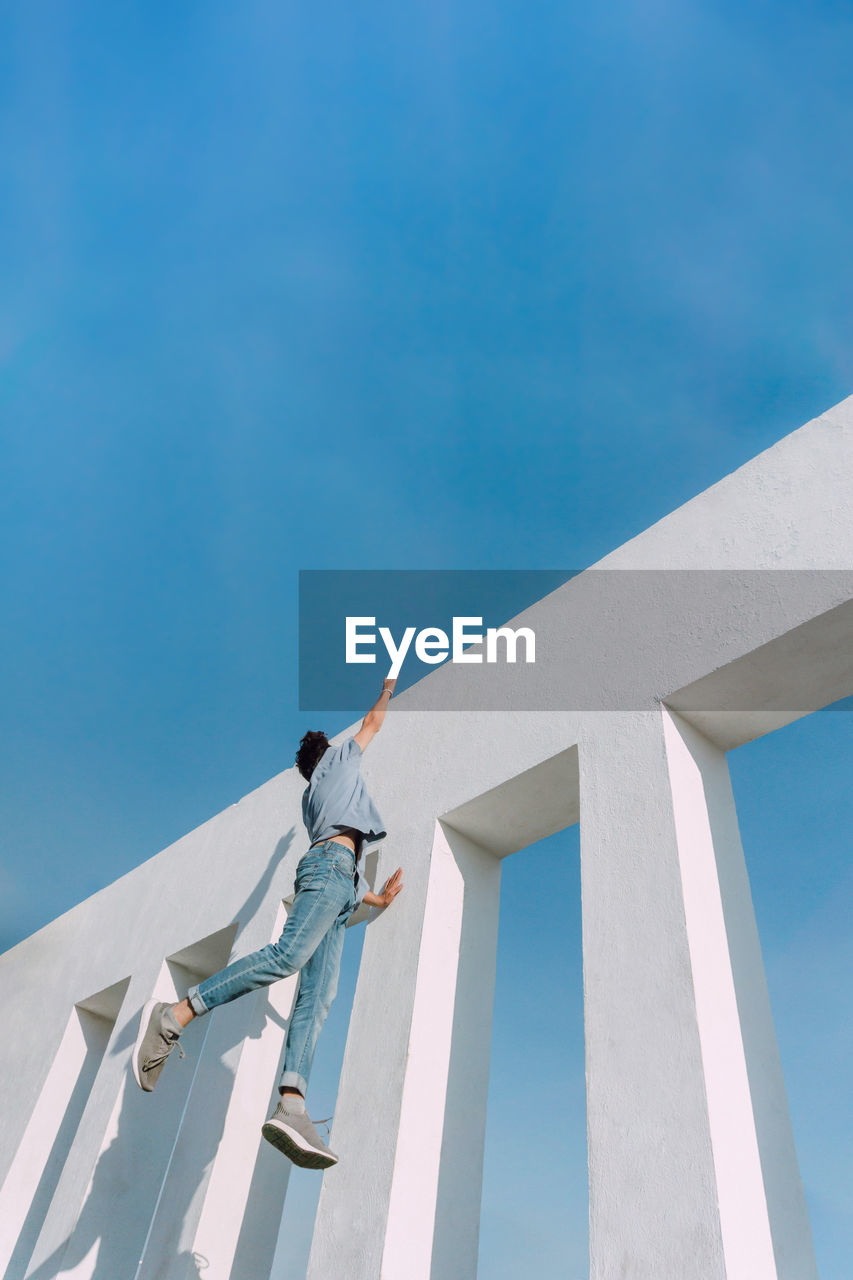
[187,839,359,1096]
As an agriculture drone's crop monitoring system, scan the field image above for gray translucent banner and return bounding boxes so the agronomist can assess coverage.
[298,569,853,715]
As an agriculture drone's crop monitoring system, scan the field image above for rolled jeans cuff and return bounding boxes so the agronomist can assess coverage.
[279,1069,308,1096]
[187,984,210,1017]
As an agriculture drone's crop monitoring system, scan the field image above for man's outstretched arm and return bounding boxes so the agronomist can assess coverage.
[354,676,396,751]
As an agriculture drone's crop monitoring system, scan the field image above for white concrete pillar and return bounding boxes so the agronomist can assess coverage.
[136,976,298,1280]
[578,706,817,1280]
[302,820,502,1280]
[0,981,127,1280]
[21,914,295,1280]
[661,705,818,1280]
[21,970,159,1280]
[426,826,503,1280]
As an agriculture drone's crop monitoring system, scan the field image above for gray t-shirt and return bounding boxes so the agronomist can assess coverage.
[302,737,387,903]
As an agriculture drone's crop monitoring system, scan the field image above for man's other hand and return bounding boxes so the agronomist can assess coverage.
[363,867,403,909]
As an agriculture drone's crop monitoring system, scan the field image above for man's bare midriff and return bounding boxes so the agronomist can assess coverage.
[324,827,362,855]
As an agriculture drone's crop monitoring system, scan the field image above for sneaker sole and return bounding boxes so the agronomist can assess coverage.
[131,998,161,1092]
[261,1117,339,1170]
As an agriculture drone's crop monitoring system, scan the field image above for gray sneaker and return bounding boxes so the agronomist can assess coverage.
[261,1100,339,1169]
[132,999,185,1092]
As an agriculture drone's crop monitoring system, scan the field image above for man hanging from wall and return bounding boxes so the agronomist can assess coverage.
[130,676,403,1170]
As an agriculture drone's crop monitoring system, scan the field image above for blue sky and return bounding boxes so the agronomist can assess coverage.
[1,1,851,1275]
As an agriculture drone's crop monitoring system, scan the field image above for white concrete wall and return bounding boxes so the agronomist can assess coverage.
[2,394,851,1278]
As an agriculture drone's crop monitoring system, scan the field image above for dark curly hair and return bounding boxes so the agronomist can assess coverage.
[296,730,331,781]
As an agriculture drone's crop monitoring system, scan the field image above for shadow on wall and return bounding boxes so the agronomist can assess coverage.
[24,832,296,1280]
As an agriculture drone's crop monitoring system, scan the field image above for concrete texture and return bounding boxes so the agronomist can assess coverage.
[1,395,851,1278]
